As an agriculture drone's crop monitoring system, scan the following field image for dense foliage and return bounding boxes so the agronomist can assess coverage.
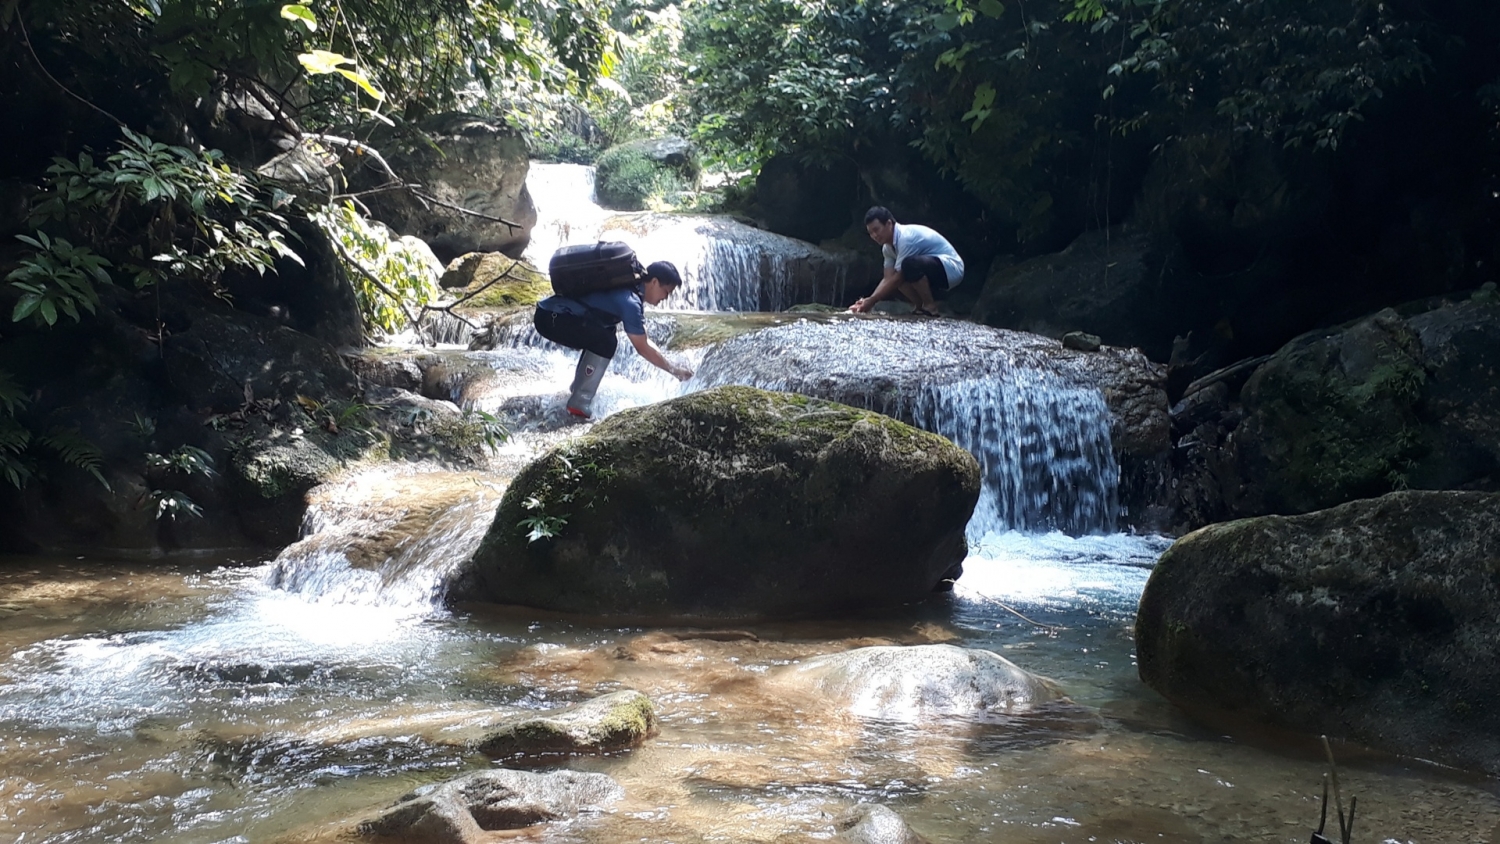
[681,0,1446,240]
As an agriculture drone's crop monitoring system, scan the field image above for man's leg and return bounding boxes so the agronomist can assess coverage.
[899,256,947,312]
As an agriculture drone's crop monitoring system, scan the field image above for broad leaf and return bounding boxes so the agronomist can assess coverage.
[298,50,354,75]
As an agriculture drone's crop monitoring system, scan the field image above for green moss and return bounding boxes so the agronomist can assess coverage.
[594,695,656,741]
[1252,329,1429,509]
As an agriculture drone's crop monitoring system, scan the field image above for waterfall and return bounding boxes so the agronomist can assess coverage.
[521,162,611,268]
[518,162,856,312]
[901,375,1119,537]
[265,469,505,611]
[689,320,1123,537]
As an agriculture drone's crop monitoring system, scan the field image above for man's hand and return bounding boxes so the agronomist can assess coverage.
[848,297,872,313]
[671,365,694,382]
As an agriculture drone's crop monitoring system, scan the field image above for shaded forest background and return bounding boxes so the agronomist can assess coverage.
[1,0,1499,494]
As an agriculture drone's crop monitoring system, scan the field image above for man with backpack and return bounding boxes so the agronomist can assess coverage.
[533,254,693,418]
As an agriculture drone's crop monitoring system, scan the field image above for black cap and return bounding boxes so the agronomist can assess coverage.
[646,260,681,288]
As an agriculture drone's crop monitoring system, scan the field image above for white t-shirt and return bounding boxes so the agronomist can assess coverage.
[882,223,965,287]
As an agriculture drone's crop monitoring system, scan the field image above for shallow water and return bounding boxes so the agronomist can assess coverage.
[2,539,1496,844]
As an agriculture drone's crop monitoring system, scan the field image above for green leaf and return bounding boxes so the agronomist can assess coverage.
[977,0,1004,18]
[933,13,960,32]
[298,50,354,75]
[280,4,317,31]
[336,68,386,102]
[12,294,40,322]
[38,299,56,326]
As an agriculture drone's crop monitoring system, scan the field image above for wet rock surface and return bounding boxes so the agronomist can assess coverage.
[467,385,979,617]
[770,644,1066,721]
[691,317,1170,529]
[268,467,506,607]
[833,804,932,844]
[1136,489,1500,776]
[475,689,657,762]
[352,768,622,843]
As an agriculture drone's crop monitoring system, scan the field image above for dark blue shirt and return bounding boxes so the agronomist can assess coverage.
[537,285,647,335]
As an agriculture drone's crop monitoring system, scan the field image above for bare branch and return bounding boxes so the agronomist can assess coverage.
[409,188,523,231]
[304,133,400,182]
[17,15,128,129]
[329,238,420,335]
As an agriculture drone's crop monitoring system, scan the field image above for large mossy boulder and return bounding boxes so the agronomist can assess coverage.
[1171,297,1500,527]
[1231,308,1428,515]
[1136,490,1500,775]
[464,386,980,617]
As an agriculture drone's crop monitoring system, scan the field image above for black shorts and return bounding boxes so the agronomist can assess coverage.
[899,255,952,298]
[533,307,618,358]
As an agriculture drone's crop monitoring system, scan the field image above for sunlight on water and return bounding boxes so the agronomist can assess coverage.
[521,162,610,267]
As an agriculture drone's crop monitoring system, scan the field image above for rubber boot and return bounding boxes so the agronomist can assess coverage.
[566,351,610,418]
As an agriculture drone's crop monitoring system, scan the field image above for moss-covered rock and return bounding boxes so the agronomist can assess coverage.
[440,252,551,310]
[475,690,657,762]
[1232,308,1429,515]
[1136,490,1500,775]
[465,386,980,617]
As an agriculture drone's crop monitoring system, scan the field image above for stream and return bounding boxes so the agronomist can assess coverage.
[1,163,1496,843]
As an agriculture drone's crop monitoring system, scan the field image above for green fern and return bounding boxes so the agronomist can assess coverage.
[0,416,33,488]
[39,427,111,491]
[0,370,30,415]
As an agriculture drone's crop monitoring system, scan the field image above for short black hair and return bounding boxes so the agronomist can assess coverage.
[646,260,681,287]
[864,206,894,225]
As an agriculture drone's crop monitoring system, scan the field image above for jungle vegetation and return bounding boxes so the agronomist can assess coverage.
[2,0,1499,485]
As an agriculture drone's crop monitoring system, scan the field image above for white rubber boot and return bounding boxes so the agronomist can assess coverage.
[566,351,610,418]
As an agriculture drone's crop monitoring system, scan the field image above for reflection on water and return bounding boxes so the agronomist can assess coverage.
[2,544,1496,844]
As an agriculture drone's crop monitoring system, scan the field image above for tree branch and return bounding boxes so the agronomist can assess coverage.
[16,15,128,129]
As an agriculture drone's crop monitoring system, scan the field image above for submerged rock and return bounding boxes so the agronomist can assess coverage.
[1136,490,1500,775]
[834,804,932,844]
[772,644,1066,721]
[353,768,622,843]
[466,385,979,617]
[475,689,657,762]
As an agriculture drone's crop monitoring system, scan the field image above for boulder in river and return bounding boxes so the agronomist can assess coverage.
[690,317,1171,532]
[475,689,657,762]
[353,768,622,843]
[464,385,980,617]
[770,644,1066,721]
[833,804,933,844]
[1136,489,1500,775]
[1170,296,1500,528]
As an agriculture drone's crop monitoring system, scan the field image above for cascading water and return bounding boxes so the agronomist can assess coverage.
[520,162,612,268]
[514,162,855,312]
[265,469,506,611]
[690,318,1124,538]
[902,374,1120,537]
